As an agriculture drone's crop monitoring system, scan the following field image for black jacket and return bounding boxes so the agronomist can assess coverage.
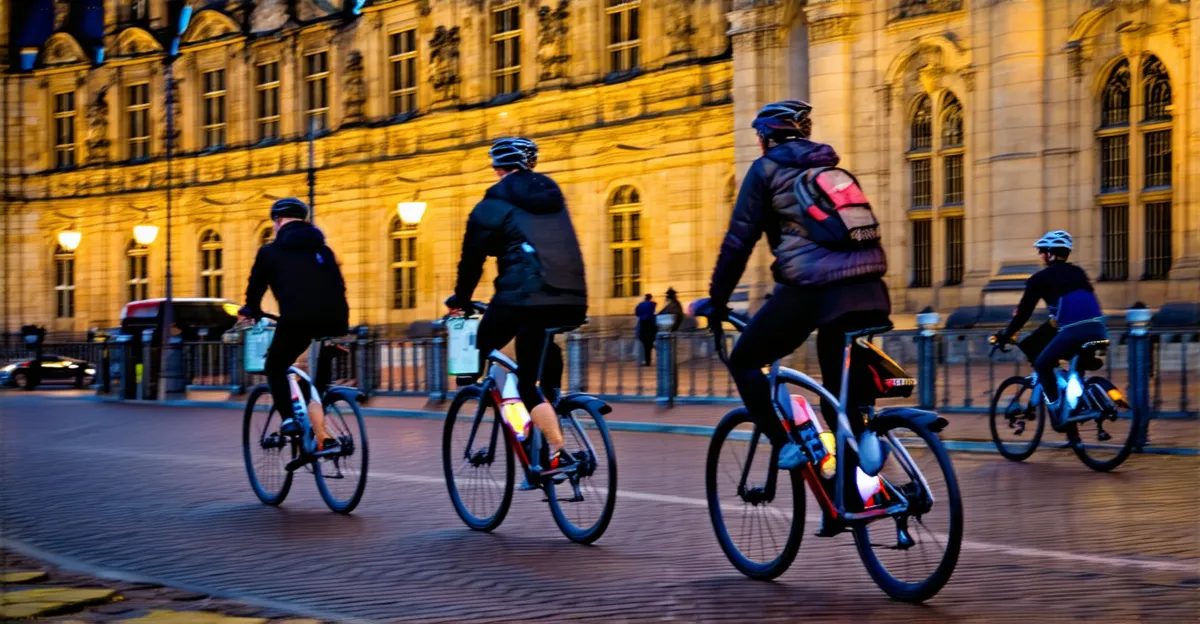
[244,221,349,336]
[454,171,587,308]
[709,140,888,306]
[1002,261,1102,339]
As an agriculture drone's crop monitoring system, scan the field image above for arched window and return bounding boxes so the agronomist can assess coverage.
[127,240,149,302]
[940,93,965,285]
[908,96,933,288]
[199,229,223,298]
[910,95,932,151]
[907,92,967,288]
[391,218,417,310]
[54,244,75,319]
[1096,56,1173,281]
[608,185,642,298]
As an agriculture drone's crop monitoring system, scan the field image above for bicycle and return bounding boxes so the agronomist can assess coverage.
[696,300,962,603]
[987,335,1141,472]
[241,312,369,514]
[441,302,617,544]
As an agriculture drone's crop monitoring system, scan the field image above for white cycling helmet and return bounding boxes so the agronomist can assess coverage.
[1034,230,1073,252]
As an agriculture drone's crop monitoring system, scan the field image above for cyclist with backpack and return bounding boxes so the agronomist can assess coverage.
[991,231,1108,428]
[698,100,890,535]
[446,137,588,471]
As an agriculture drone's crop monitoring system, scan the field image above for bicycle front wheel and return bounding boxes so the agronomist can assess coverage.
[705,408,805,581]
[545,399,617,544]
[314,393,369,514]
[242,385,294,506]
[854,419,963,603]
[443,386,514,531]
[1066,377,1144,472]
[988,376,1045,462]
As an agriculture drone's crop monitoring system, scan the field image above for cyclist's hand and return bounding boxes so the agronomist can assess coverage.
[443,295,476,317]
[690,298,728,320]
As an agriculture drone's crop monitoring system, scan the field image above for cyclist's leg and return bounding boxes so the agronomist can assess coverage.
[1035,322,1108,403]
[728,287,817,447]
[814,310,892,435]
[474,304,520,379]
[514,305,586,465]
[264,324,311,426]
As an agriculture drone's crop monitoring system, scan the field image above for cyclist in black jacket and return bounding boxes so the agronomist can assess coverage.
[993,230,1108,424]
[447,137,587,471]
[242,197,349,456]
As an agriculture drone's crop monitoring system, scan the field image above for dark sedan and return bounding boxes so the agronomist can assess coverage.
[0,355,96,389]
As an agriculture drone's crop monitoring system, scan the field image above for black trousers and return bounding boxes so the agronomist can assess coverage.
[637,323,656,366]
[476,303,587,410]
[265,322,336,420]
[728,287,889,446]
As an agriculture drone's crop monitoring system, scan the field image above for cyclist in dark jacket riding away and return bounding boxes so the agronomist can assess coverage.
[993,230,1108,425]
[447,137,587,471]
[243,197,350,456]
[700,101,891,535]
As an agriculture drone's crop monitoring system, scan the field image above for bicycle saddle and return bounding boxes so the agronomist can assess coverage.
[845,324,895,339]
[1080,340,1110,351]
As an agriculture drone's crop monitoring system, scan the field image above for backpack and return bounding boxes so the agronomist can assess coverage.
[791,167,882,249]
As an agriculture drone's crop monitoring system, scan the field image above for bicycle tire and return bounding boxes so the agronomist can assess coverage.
[242,384,294,506]
[545,399,618,544]
[314,394,369,514]
[442,385,514,531]
[854,419,963,603]
[988,376,1045,462]
[706,408,805,581]
[1066,377,1144,472]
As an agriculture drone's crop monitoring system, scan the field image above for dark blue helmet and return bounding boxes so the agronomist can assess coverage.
[489,137,538,170]
[270,197,309,221]
[751,100,812,141]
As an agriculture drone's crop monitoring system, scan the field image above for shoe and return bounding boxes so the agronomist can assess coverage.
[815,515,846,538]
[547,448,577,472]
[314,437,342,456]
[280,418,301,436]
[1046,397,1065,432]
[776,442,806,470]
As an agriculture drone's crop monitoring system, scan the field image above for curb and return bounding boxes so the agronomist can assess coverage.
[10,392,1200,457]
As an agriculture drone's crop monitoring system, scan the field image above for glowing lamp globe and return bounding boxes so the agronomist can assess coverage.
[397,201,427,226]
[58,229,82,251]
[133,223,159,246]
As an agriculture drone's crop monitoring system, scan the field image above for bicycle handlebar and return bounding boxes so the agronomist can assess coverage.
[434,301,488,327]
[988,334,1016,356]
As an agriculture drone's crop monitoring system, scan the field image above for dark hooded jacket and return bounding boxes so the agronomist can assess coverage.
[454,170,587,308]
[710,140,889,311]
[244,220,349,336]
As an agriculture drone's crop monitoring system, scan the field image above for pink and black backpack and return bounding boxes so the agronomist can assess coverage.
[791,167,882,250]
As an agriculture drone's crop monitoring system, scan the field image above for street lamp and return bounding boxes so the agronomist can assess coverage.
[133,222,159,246]
[397,201,427,226]
[57,228,82,252]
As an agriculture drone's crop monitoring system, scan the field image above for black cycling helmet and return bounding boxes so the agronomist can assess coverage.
[489,137,538,170]
[751,100,812,142]
[270,197,309,221]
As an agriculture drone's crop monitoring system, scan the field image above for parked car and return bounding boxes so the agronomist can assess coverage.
[1,355,96,388]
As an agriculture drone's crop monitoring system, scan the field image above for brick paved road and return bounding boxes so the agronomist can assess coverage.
[1,395,1197,623]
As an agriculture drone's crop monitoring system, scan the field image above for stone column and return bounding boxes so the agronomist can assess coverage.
[1174,1,1200,291]
[803,1,854,160]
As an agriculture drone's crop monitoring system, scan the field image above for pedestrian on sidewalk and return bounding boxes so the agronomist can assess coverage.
[660,287,684,332]
[635,294,657,366]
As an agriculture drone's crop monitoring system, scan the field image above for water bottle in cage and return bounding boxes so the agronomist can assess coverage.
[499,373,531,442]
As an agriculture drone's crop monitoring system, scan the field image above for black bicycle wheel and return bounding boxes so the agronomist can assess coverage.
[854,419,963,603]
[545,399,617,544]
[443,385,514,531]
[242,384,294,506]
[314,394,369,514]
[1066,377,1144,472]
[706,408,805,581]
[988,376,1045,462]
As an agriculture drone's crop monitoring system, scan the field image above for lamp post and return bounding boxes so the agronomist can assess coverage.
[159,6,193,400]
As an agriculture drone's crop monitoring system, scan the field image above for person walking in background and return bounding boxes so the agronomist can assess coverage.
[660,288,684,332]
[635,294,657,366]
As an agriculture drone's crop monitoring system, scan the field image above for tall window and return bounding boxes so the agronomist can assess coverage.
[492,4,521,95]
[255,61,281,141]
[391,219,417,310]
[304,51,330,133]
[908,93,967,288]
[54,92,77,168]
[127,240,149,302]
[944,216,964,286]
[908,96,933,210]
[1095,56,1173,280]
[127,83,151,160]
[201,69,226,149]
[389,30,418,116]
[609,186,642,298]
[911,219,932,289]
[199,230,223,298]
[55,244,75,318]
[607,0,640,73]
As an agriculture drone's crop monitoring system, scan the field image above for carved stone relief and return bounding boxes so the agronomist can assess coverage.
[666,0,697,55]
[429,26,461,102]
[86,86,111,164]
[343,50,366,124]
[537,0,570,81]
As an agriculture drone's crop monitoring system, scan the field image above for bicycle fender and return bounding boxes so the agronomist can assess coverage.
[324,385,367,406]
[1084,376,1130,409]
[558,392,613,416]
[871,407,949,434]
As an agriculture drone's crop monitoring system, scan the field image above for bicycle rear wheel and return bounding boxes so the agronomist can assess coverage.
[242,385,294,506]
[854,419,963,603]
[988,376,1045,462]
[442,385,514,531]
[545,400,617,544]
[314,394,369,514]
[705,408,804,581]
[1066,377,1144,472]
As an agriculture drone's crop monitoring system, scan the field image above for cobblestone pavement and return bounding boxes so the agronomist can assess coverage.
[1,395,1197,623]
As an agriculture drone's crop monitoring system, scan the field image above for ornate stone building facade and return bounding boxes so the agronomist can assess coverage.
[1,0,1196,335]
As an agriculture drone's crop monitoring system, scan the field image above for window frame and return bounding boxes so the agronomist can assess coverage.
[388,30,418,117]
[127,240,150,302]
[390,219,418,310]
[255,61,281,142]
[198,229,224,298]
[910,218,933,289]
[608,186,643,299]
[303,50,330,134]
[490,3,522,96]
[54,244,76,319]
[201,68,227,150]
[126,82,151,161]
[53,91,77,169]
[606,0,641,74]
